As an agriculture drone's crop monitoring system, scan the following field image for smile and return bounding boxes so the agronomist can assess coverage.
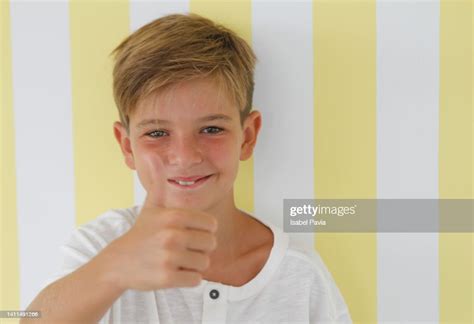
[167,174,213,189]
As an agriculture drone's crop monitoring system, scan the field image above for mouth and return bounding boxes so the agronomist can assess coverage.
[167,174,213,189]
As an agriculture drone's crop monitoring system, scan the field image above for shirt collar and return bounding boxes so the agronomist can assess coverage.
[180,213,289,301]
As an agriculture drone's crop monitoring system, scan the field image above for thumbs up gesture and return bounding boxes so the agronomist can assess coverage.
[99,155,218,291]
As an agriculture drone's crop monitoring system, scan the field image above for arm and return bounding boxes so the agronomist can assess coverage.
[20,250,124,324]
[21,206,216,324]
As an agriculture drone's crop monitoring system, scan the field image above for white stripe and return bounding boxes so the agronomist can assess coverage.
[376,1,439,322]
[10,1,75,308]
[130,0,190,206]
[252,1,314,249]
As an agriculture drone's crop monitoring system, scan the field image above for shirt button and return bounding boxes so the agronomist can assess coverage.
[209,289,219,299]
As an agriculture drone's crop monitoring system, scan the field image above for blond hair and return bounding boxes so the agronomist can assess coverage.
[111,13,257,130]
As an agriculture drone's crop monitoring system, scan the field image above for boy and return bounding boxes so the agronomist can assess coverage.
[23,13,351,323]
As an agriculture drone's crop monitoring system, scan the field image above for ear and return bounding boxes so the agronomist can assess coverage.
[240,110,262,161]
[113,121,136,170]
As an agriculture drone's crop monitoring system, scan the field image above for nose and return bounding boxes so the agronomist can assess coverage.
[167,134,203,168]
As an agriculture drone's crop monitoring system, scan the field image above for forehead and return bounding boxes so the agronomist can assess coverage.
[131,77,237,124]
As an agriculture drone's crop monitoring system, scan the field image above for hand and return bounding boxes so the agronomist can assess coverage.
[100,156,218,291]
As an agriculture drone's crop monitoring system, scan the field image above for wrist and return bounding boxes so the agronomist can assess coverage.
[92,245,128,293]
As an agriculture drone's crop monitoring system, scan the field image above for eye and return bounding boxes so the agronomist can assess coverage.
[146,130,168,138]
[202,126,224,134]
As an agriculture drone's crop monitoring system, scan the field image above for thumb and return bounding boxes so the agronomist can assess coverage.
[143,154,167,209]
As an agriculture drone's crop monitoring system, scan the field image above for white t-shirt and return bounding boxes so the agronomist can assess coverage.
[41,205,352,323]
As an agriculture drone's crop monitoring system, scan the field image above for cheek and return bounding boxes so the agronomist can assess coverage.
[134,137,173,160]
[204,138,241,172]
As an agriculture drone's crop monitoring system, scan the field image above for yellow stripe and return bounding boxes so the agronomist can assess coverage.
[0,0,20,320]
[439,1,473,322]
[190,0,253,213]
[70,0,133,226]
[313,1,377,322]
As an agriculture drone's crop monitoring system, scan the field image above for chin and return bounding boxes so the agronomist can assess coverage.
[167,197,214,211]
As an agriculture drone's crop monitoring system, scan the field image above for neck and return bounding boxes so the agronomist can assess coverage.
[201,189,250,264]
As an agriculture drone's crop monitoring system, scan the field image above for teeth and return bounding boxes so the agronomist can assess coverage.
[176,180,196,186]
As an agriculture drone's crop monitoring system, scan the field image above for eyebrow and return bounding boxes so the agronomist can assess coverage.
[135,114,233,129]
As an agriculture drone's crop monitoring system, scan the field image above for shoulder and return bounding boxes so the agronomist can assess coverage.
[285,238,331,277]
[40,205,142,291]
[80,205,140,237]
[278,235,352,322]
[64,204,141,257]
[73,205,141,249]
[277,236,335,285]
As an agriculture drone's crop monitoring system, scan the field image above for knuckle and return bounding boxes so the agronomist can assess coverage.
[160,252,174,269]
[163,210,185,227]
[211,218,218,231]
[198,255,210,270]
[210,236,217,250]
[203,233,217,250]
[202,214,215,229]
[191,273,202,286]
[159,229,180,249]
[159,269,173,284]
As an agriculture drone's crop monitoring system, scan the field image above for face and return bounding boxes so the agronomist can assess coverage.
[114,77,261,212]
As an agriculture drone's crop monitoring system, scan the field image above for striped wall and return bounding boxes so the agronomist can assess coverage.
[1,0,19,319]
[0,1,472,323]
[252,0,315,250]
[377,2,439,322]
[9,4,76,318]
[69,0,134,227]
[439,1,473,323]
[313,2,377,322]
